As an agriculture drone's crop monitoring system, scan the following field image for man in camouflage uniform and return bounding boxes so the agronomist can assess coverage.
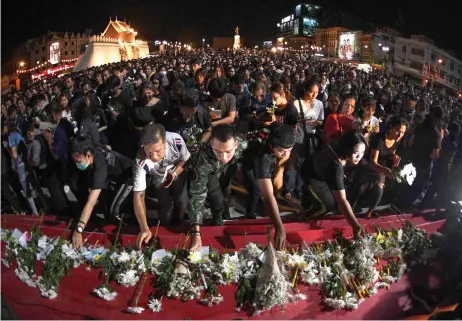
[188,124,245,251]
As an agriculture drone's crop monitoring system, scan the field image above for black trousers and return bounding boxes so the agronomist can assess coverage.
[1,173,23,213]
[206,163,237,224]
[150,172,188,226]
[301,179,337,219]
[243,168,260,217]
[347,161,384,212]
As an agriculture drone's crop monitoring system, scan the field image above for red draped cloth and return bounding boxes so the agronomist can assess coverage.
[1,213,444,320]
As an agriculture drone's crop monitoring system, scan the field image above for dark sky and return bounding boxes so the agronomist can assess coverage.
[2,0,461,61]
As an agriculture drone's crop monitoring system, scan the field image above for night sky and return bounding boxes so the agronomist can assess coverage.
[2,0,461,62]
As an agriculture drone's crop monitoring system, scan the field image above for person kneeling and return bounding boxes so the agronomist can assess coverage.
[242,123,295,249]
[70,134,133,249]
[301,130,366,237]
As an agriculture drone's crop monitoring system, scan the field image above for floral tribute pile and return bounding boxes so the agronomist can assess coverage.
[0,219,432,316]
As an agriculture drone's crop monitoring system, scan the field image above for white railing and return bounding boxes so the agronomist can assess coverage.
[90,35,119,43]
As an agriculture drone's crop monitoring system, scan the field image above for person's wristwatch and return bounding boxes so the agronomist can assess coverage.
[75,226,84,234]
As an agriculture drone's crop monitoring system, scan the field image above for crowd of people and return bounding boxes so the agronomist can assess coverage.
[2,49,462,252]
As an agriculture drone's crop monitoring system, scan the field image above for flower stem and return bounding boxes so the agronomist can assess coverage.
[114,214,125,248]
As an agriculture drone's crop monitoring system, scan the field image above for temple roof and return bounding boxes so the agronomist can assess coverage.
[102,18,136,36]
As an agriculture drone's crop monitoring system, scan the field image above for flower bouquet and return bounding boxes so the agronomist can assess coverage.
[251,242,293,316]
[393,163,417,185]
[262,102,277,126]
[184,126,204,154]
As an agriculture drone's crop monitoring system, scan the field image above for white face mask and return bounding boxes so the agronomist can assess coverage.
[159,71,167,76]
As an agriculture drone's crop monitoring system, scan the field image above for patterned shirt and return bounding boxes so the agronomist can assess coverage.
[133,132,190,192]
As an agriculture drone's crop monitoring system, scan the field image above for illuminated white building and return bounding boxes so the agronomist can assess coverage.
[393,35,462,94]
[74,18,149,71]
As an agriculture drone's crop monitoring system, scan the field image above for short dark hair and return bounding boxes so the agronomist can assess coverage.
[386,115,408,131]
[268,123,295,149]
[208,78,227,99]
[211,124,236,143]
[269,82,284,94]
[231,73,245,85]
[179,89,198,108]
[140,123,166,146]
[106,74,121,89]
[332,130,367,159]
[51,102,62,114]
[70,134,96,156]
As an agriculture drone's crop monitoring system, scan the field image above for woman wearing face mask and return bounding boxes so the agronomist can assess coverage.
[69,134,133,249]
[301,130,367,237]
[323,95,356,144]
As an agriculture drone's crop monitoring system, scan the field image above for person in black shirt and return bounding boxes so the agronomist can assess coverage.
[301,130,366,237]
[102,74,133,115]
[256,82,299,128]
[242,123,295,249]
[398,110,443,209]
[69,134,133,249]
[348,116,407,216]
[165,89,211,152]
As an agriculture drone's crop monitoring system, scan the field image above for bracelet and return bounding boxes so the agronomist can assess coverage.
[189,230,201,237]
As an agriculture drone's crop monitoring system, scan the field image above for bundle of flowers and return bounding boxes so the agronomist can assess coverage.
[184,126,204,154]
[251,243,294,316]
[393,163,417,185]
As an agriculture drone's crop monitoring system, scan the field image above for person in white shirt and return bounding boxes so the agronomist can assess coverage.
[132,123,190,248]
[284,79,324,200]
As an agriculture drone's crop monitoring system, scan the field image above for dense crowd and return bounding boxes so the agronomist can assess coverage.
[2,50,462,251]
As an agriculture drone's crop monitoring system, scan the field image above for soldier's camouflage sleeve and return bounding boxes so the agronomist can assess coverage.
[188,153,213,225]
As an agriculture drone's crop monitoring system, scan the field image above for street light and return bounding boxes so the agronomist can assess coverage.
[364,45,368,48]
[438,58,443,64]
[19,61,25,67]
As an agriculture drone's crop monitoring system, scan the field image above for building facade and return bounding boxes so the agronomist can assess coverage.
[315,27,349,58]
[13,31,90,71]
[393,35,462,94]
[74,18,149,71]
[277,3,322,42]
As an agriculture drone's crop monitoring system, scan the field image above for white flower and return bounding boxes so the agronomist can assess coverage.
[324,297,345,310]
[117,269,139,287]
[397,229,403,242]
[61,243,80,260]
[127,306,145,314]
[201,294,224,307]
[2,258,10,268]
[245,243,263,259]
[36,277,58,299]
[147,298,162,312]
[15,268,37,288]
[118,251,130,263]
[188,251,202,264]
[287,254,305,267]
[130,250,142,261]
[93,286,118,301]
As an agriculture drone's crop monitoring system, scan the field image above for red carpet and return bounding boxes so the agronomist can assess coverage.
[1,214,445,320]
